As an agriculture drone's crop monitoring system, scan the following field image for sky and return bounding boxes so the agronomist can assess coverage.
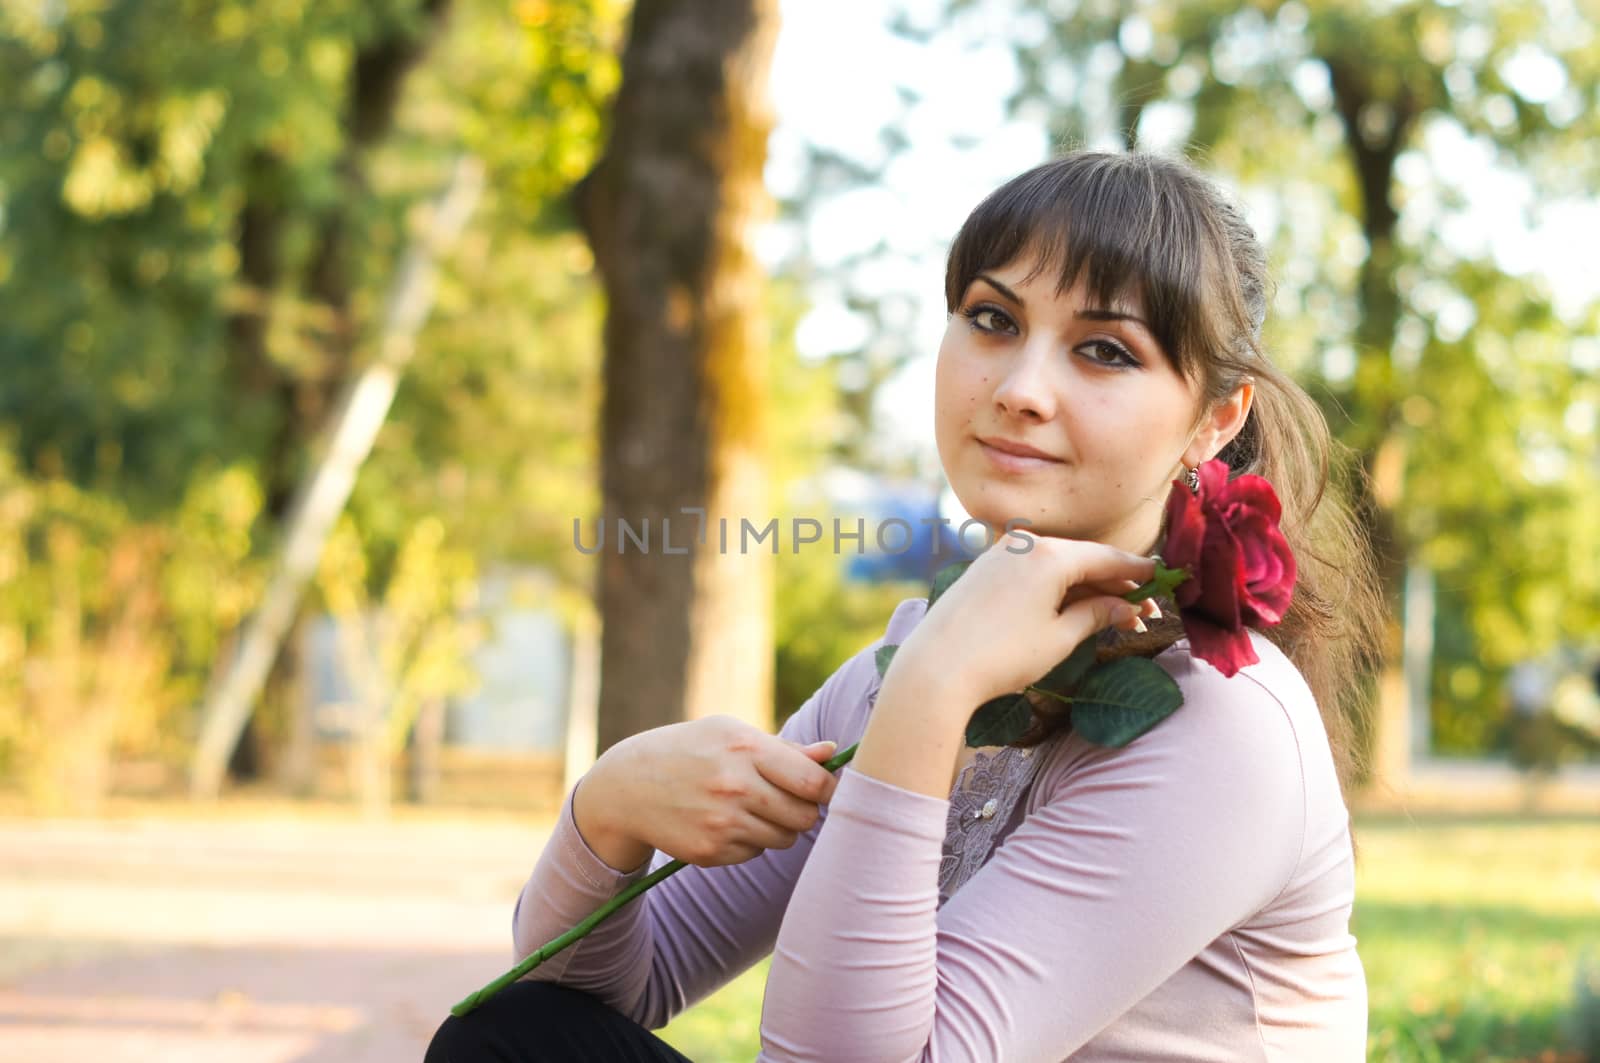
[758,0,1600,475]
[763,0,1048,470]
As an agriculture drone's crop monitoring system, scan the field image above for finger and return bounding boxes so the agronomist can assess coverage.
[696,843,763,868]
[796,739,838,763]
[786,739,841,793]
[736,814,802,854]
[1061,577,1144,606]
[795,741,840,801]
[756,803,820,838]
[1067,595,1158,631]
[1078,578,1163,618]
[757,740,836,804]
[1060,542,1158,585]
[749,784,824,834]
[1058,594,1141,637]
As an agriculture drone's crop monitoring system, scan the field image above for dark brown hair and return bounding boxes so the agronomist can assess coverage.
[944,151,1386,794]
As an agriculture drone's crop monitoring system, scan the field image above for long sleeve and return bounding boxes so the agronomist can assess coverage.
[760,634,1320,1062]
[508,599,930,1029]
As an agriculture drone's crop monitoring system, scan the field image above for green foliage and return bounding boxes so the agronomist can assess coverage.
[1036,635,1101,694]
[315,514,485,751]
[964,692,1034,747]
[0,0,626,531]
[2,0,361,504]
[0,0,630,789]
[0,452,263,807]
[1067,657,1184,747]
[444,0,626,225]
[375,0,626,585]
[926,559,970,607]
[772,545,916,727]
[957,652,1184,749]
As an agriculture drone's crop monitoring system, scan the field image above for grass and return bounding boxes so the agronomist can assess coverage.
[655,815,1600,1062]
[1357,815,1599,1062]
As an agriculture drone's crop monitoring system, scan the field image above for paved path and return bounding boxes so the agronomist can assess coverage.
[0,812,547,1062]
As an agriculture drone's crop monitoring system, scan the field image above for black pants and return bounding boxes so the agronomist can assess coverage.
[426,982,695,1062]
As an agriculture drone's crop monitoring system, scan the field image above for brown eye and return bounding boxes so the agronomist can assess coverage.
[961,304,1019,335]
[1080,339,1139,368]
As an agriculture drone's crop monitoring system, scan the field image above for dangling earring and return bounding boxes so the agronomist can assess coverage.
[1184,466,1200,494]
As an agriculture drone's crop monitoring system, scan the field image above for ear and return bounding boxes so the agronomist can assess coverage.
[1183,380,1254,468]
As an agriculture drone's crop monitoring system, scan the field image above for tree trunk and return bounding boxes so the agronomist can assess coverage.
[576,0,780,754]
[407,695,446,804]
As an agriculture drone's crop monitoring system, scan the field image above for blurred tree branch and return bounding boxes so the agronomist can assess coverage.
[190,156,484,799]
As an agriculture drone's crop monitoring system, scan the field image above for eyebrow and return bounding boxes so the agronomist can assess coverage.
[973,272,1151,331]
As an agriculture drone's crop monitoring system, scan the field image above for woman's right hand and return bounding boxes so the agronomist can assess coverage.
[571,715,841,872]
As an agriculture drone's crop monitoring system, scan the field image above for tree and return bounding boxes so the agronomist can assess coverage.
[0,0,630,797]
[575,0,782,752]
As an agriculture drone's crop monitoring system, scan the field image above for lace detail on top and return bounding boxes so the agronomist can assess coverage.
[863,678,1047,909]
[937,744,1045,907]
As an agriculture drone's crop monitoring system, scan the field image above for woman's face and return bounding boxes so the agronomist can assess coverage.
[934,253,1241,555]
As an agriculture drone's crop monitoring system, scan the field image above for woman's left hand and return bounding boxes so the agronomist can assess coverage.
[892,534,1159,710]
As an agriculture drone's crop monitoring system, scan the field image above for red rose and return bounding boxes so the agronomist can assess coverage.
[1160,459,1296,677]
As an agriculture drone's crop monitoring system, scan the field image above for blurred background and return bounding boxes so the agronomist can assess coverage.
[1,0,1597,1059]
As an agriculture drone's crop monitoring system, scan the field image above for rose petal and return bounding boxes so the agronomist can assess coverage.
[1234,514,1288,582]
[1181,615,1260,677]
[1233,518,1295,624]
[1195,459,1231,500]
[1216,472,1282,523]
[1162,480,1207,573]
[1191,520,1244,630]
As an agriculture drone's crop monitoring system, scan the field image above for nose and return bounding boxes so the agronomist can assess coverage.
[992,342,1057,421]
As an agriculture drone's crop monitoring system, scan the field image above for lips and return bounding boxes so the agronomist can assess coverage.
[977,436,1061,462]
[976,436,1063,475]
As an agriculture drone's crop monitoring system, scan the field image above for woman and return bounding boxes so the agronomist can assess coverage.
[428,151,1385,1061]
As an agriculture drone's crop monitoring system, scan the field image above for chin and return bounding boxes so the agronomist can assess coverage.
[957,495,1058,543]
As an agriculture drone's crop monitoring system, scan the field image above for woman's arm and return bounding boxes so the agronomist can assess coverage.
[509,598,929,1028]
[760,644,1309,1061]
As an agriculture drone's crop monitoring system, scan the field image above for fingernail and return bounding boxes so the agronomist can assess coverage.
[816,741,837,754]
[1148,602,1163,619]
[1132,617,1148,634]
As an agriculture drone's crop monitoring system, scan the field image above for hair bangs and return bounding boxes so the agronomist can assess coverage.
[944,154,1215,377]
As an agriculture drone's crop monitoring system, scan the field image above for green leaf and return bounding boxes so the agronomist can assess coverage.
[965,692,1033,747]
[1070,658,1184,748]
[1125,561,1189,604]
[928,560,972,608]
[1034,635,1099,695]
[874,643,898,679]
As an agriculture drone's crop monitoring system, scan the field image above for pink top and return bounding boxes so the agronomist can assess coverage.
[512,597,1366,1061]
